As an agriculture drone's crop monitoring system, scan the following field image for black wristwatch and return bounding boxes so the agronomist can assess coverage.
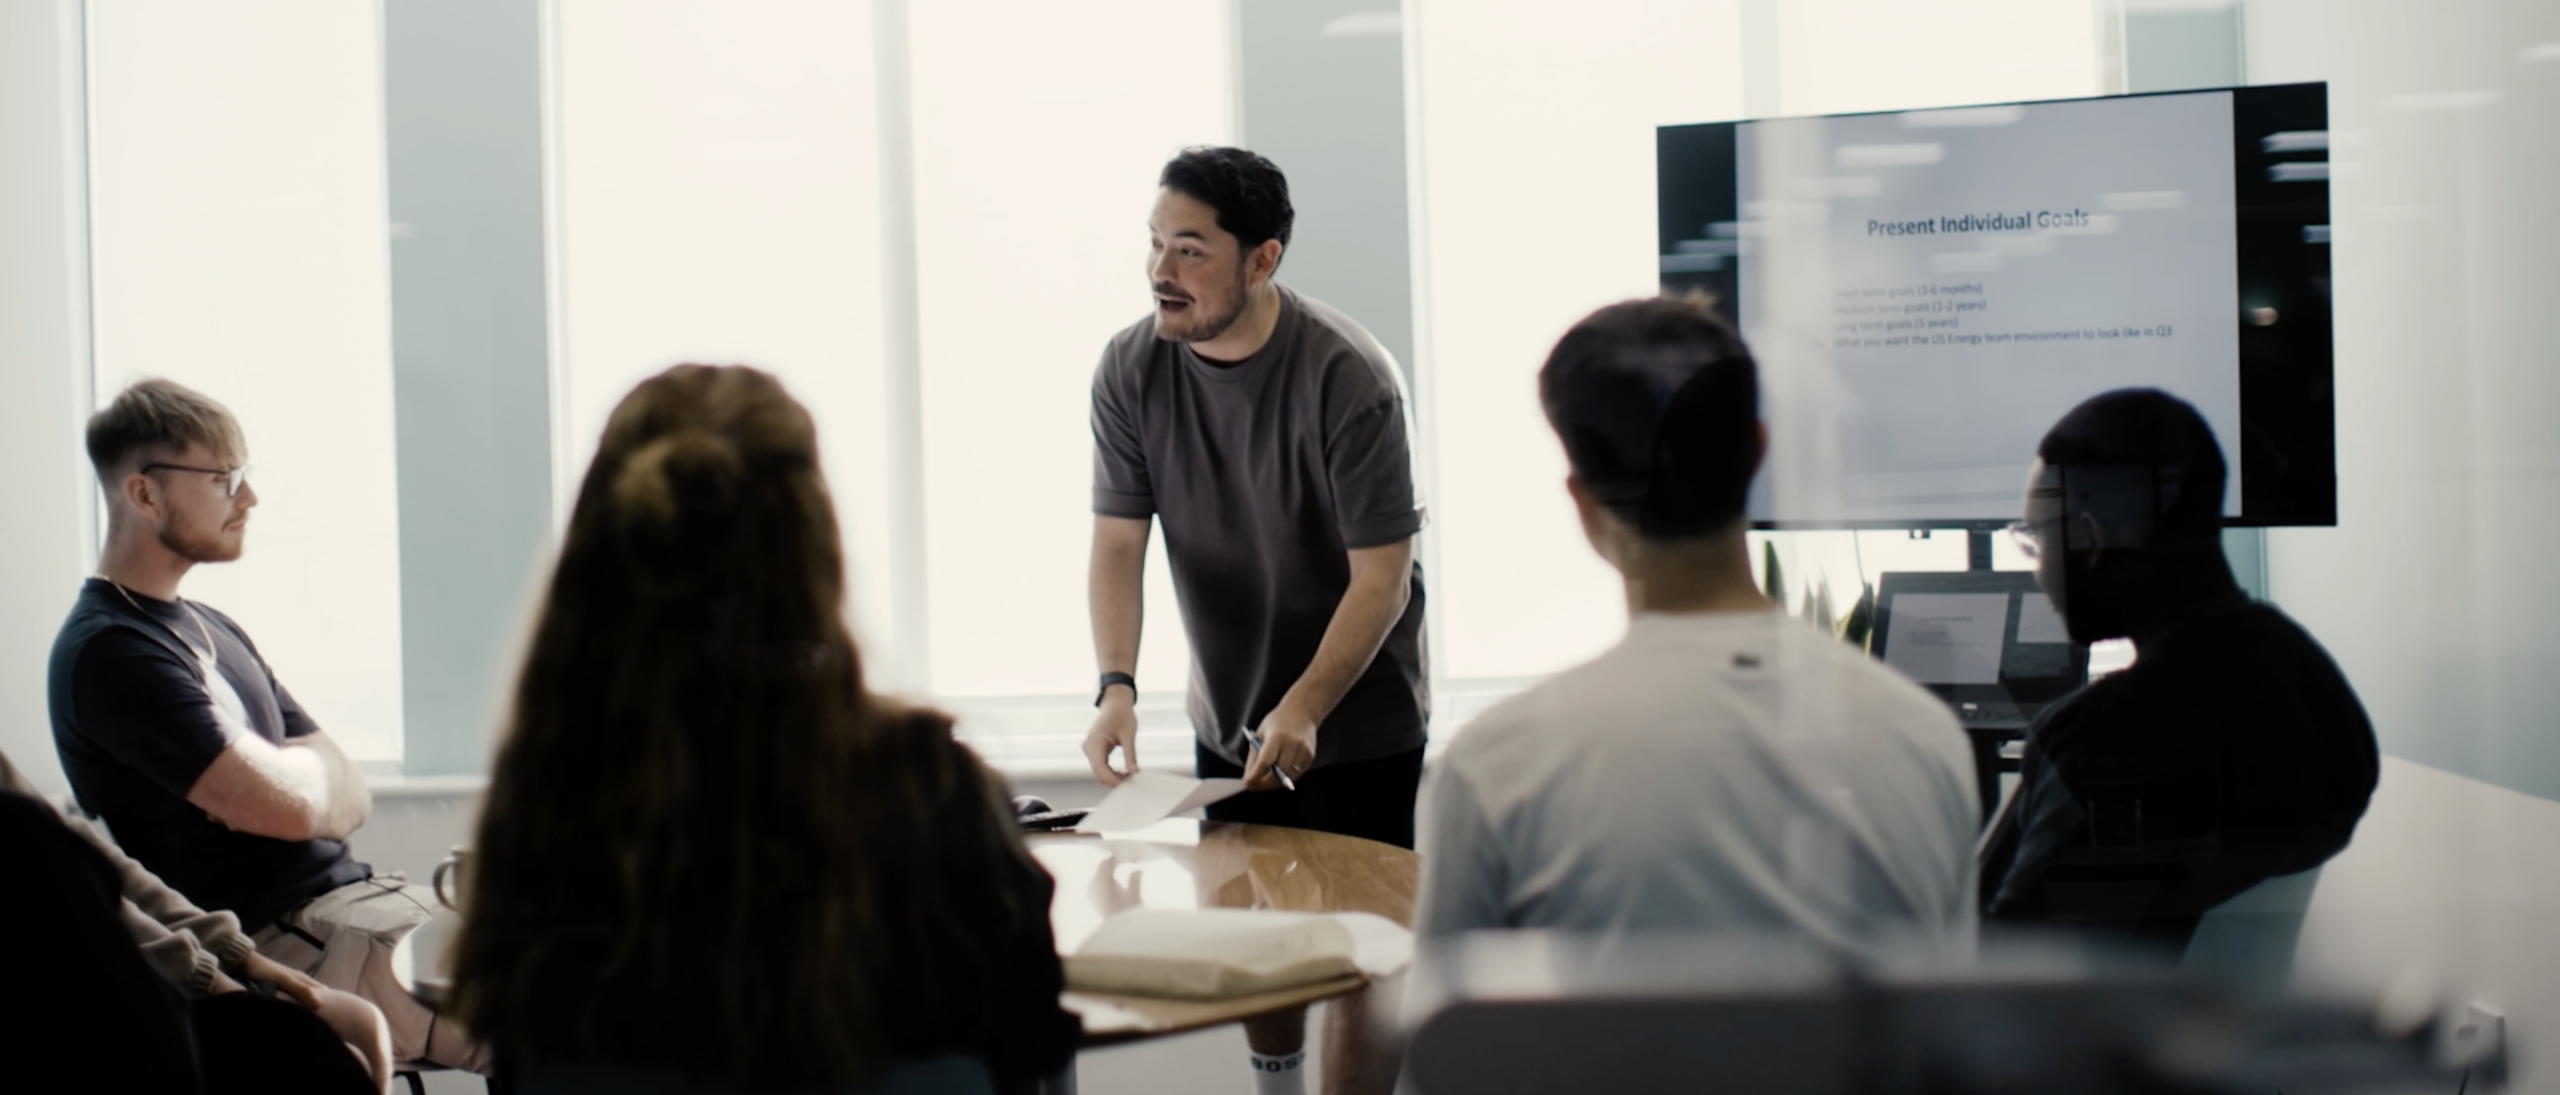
[1095,672,1137,707]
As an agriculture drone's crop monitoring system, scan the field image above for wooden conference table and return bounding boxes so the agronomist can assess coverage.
[1031,818,1420,1045]
[416,820,1420,1048]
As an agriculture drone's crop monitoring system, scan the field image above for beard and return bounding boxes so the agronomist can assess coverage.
[2056,555,2128,644]
[1153,268,1251,345]
[158,516,242,564]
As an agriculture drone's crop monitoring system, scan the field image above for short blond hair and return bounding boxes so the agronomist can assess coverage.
[86,378,246,480]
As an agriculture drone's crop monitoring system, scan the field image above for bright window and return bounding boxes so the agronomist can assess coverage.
[908,0,1229,704]
[86,0,407,762]
[547,0,900,679]
[1410,0,1748,683]
[1411,0,2103,701]
[56,1,2120,778]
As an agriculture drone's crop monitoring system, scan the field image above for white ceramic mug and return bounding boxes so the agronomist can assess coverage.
[430,846,471,912]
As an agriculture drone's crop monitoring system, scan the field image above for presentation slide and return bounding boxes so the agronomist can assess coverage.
[1733,91,2244,524]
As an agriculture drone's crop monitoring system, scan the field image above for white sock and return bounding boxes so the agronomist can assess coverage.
[1250,1050,1308,1095]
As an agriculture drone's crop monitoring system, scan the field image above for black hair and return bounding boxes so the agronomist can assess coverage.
[2036,388,2228,544]
[1158,147,1294,266]
[1539,295,1759,538]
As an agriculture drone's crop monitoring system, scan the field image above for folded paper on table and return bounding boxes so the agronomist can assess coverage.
[1076,770,1246,833]
[1332,911,1415,980]
[1063,908,1415,1000]
[1058,993,1159,1035]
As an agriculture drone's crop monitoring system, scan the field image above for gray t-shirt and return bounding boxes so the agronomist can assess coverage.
[1091,284,1429,770]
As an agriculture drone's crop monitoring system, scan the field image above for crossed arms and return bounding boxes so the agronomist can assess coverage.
[187,726,371,844]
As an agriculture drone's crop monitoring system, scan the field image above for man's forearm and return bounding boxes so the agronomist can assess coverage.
[1275,554,1412,724]
[296,731,372,841]
[1091,562,1143,676]
[1089,519,1149,678]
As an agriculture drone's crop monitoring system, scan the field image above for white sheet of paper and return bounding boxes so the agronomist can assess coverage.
[1076,770,1247,833]
[2014,593,2070,644]
[1882,593,2008,684]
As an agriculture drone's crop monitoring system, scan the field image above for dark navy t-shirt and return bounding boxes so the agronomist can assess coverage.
[49,579,367,931]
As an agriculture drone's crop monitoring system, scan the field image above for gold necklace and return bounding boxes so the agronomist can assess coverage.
[100,576,217,664]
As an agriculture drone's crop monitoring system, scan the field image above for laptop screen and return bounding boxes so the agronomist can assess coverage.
[1869,571,2089,725]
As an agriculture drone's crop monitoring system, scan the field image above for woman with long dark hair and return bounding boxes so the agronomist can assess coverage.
[448,365,1077,1093]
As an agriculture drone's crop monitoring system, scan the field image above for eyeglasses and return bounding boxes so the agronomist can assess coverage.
[143,462,251,498]
[2005,520,2044,560]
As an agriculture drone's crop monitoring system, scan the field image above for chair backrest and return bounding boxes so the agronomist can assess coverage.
[1409,996,1856,1095]
[510,1054,995,1095]
[2179,865,2325,997]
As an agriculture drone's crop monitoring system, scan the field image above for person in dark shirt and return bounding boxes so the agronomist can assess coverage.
[448,365,1078,1094]
[49,377,485,1071]
[1979,388,2380,953]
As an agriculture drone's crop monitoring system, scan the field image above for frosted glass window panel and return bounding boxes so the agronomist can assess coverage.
[86,0,405,762]
[550,0,898,680]
[1743,1,2101,629]
[2248,0,2560,792]
[909,0,1228,698]
[1776,0,2103,117]
[1410,0,1745,681]
[1747,530,1985,623]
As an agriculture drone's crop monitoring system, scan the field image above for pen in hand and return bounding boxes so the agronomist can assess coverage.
[1241,729,1297,792]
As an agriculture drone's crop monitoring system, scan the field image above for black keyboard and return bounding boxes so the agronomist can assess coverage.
[1955,702,2031,727]
[1018,808,1092,832]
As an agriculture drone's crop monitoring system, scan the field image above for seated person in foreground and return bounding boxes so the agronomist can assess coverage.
[0,758,390,1094]
[1415,296,1981,954]
[1980,389,2379,952]
[448,365,1079,1094]
[48,378,481,1072]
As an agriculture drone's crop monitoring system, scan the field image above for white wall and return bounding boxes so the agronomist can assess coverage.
[85,0,407,762]
[0,0,97,798]
[2295,758,2555,1089]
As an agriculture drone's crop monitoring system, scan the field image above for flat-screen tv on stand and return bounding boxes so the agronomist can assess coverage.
[1657,82,2336,535]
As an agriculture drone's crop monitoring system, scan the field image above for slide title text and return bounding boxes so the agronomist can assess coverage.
[1866,209,2092,236]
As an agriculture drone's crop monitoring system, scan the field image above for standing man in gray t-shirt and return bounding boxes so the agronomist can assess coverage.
[1086,143,1424,1095]
[1085,146,1430,854]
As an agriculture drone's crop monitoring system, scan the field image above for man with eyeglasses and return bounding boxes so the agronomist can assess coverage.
[1979,388,2378,954]
[49,378,487,1072]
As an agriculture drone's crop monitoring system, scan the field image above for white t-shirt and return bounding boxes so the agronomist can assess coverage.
[1416,610,1980,958]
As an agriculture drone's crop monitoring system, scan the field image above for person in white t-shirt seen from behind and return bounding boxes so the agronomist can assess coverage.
[1415,294,1980,958]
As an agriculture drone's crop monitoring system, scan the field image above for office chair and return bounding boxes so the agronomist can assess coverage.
[2179,865,2325,998]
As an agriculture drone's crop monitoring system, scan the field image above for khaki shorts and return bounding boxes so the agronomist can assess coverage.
[253,875,458,1064]
[253,875,434,986]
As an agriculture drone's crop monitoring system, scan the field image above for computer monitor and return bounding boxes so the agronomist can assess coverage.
[1658,83,2335,529]
[1868,570,2089,730]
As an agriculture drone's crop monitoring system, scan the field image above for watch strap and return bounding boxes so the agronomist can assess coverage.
[1095,671,1137,707]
